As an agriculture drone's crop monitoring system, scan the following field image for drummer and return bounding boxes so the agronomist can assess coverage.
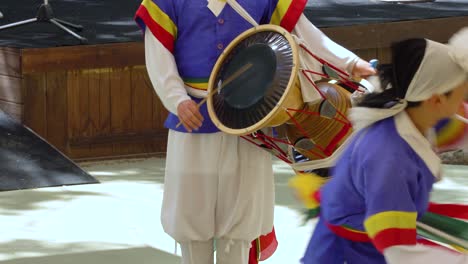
[300,28,468,263]
[135,0,375,263]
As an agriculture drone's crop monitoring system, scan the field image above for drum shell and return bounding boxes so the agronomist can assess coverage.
[285,82,353,160]
[265,76,303,127]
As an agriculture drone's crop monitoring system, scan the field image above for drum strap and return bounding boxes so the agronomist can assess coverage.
[206,0,258,26]
[225,0,259,27]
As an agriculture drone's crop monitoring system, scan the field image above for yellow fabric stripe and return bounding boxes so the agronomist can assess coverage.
[141,0,177,37]
[270,0,293,25]
[288,173,327,209]
[364,211,417,238]
[185,82,208,90]
[342,225,368,235]
[437,119,465,146]
[257,238,261,261]
[452,245,467,253]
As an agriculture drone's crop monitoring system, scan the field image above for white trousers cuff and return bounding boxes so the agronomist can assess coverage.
[180,240,214,264]
[216,239,250,264]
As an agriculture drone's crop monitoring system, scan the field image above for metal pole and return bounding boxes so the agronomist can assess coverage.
[50,18,87,43]
[0,18,37,30]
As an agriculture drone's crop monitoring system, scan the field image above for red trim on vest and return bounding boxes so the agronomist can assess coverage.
[280,0,307,32]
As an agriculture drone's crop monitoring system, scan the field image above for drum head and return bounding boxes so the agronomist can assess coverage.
[207,25,299,134]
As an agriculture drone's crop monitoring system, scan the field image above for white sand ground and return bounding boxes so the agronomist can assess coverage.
[0,157,466,264]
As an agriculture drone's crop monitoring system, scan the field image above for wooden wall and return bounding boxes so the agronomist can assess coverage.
[0,47,22,121]
[322,16,468,64]
[2,15,467,160]
[21,42,168,160]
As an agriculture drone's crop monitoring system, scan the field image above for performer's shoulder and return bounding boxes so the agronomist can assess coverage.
[355,119,413,160]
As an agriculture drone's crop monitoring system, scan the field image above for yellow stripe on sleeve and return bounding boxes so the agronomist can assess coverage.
[141,0,177,38]
[270,0,293,25]
[364,211,417,238]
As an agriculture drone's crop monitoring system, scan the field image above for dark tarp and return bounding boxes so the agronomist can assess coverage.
[0,0,467,48]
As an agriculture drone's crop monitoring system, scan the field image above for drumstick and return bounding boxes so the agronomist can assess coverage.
[176,62,253,128]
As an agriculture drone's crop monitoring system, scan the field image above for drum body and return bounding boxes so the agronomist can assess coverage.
[207,24,355,168]
[285,82,353,160]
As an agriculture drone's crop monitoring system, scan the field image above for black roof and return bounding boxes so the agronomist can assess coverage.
[0,0,467,48]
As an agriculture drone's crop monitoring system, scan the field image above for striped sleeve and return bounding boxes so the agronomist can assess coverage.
[434,111,467,150]
[267,0,307,32]
[360,157,420,252]
[135,0,177,53]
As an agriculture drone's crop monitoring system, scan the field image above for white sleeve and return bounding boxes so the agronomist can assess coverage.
[384,244,468,264]
[292,14,359,73]
[144,30,191,115]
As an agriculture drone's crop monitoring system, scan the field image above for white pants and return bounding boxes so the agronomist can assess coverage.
[180,239,250,264]
[161,130,274,243]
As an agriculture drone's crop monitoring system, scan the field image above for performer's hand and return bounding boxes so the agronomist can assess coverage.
[177,99,204,132]
[352,59,377,78]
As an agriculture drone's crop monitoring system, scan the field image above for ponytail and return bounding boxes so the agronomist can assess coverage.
[358,38,427,109]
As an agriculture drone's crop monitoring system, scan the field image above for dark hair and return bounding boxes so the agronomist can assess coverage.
[358,38,427,108]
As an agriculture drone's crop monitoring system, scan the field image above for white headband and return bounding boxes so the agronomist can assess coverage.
[406,39,467,102]
[349,27,468,131]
